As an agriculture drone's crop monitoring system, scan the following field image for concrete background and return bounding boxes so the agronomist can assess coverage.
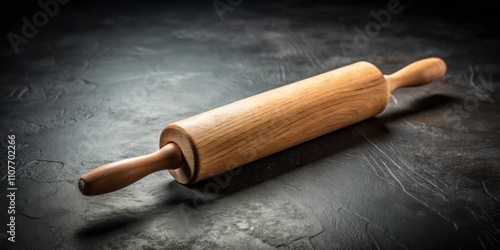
[1,0,499,249]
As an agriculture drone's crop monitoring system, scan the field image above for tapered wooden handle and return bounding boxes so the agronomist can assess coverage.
[79,58,447,195]
[385,57,447,92]
[78,143,183,196]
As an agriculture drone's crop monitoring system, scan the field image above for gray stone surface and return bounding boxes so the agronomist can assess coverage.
[0,1,499,249]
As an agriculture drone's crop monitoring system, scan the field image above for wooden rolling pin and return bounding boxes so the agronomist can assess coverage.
[79,57,446,196]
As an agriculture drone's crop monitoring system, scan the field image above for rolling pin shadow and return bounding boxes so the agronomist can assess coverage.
[186,93,456,195]
[79,57,446,196]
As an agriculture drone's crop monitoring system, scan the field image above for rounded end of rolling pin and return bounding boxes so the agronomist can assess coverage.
[386,57,447,92]
[78,178,89,196]
[160,125,198,185]
[78,143,184,196]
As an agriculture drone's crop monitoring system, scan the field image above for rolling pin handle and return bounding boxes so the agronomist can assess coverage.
[78,57,447,196]
[78,142,183,196]
[385,57,447,92]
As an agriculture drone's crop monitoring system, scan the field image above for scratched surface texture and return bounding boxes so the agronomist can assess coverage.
[0,0,499,249]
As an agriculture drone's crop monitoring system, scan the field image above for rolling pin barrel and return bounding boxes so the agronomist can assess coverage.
[79,57,446,195]
[162,61,388,184]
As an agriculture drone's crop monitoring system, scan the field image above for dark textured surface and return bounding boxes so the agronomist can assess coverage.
[1,1,499,249]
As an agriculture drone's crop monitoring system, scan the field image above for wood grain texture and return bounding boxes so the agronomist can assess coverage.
[160,61,389,184]
[79,57,446,194]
